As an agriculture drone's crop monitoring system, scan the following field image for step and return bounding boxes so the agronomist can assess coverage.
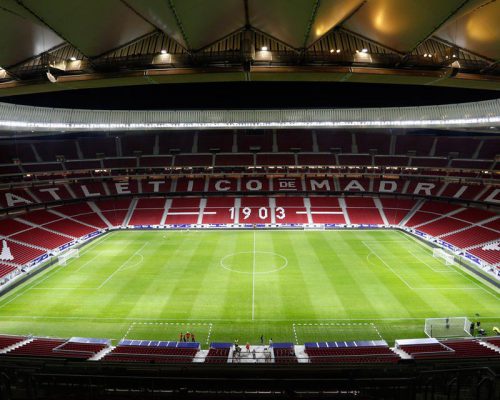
[89,345,115,361]
[0,337,34,354]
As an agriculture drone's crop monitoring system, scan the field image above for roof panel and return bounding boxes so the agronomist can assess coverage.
[249,0,318,48]
[0,0,63,67]
[121,0,188,49]
[308,0,366,47]
[436,0,500,60]
[173,0,245,50]
[21,0,154,57]
[342,0,470,53]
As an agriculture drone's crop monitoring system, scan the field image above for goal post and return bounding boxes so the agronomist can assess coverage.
[424,317,473,338]
[58,248,80,266]
[432,248,455,265]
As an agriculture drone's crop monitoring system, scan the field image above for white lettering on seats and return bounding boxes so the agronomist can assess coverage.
[413,182,435,195]
[39,187,61,200]
[278,179,297,191]
[452,185,468,199]
[215,180,231,191]
[378,181,397,193]
[246,180,262,191]
[81,185,100,197]
[344,180,366,192]
[148,181,165,193]
[309,179,330,191]
[115,182,131,194]
[484,188,500,204]
[5,193,32,207]
[482,242,500,251]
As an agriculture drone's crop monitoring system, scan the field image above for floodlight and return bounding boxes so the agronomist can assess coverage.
[261,46,268,51]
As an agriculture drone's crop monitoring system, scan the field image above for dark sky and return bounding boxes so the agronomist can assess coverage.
[1,82,498,110]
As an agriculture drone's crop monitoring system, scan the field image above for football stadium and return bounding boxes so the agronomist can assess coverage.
[0,1,499,399]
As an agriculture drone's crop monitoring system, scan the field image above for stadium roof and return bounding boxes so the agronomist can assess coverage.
[0,98,498,136]
[0,0,499,95]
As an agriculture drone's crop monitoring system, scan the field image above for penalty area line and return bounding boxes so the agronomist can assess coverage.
[97,241,149,289]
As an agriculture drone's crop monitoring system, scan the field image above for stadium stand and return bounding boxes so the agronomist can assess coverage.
[4,338,107,359]
[103,341,199,363]
[272,343,298,364]
[198,131,233,152]
[277,130,313,152]
[316,131,352,152]
[305,341,400,364]
[356,133,391,154]
[0,335,27,351]
[11,228,72,249]
[0,264,16,279]
[440,340,500,359]
[0,129,497,283]
[205,344,231,364]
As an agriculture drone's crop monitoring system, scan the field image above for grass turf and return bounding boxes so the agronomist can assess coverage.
[0,230,498,348]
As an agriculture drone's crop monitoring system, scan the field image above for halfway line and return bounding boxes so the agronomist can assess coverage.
[252,230,256,320]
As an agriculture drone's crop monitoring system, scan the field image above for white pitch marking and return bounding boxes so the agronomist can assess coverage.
[362,241,414,290]
[399,232,499,299]
[75,253,103,273]
[405,248,455,274]
[97,241,149,289]
[206,323,213,345]
[0,232,117,309]
[252,230,256,321]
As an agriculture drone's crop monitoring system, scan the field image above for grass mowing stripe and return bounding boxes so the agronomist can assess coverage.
[97,241,149,289]
[0,230,497,347]
[362,241,414,290]
[398,231,499,299]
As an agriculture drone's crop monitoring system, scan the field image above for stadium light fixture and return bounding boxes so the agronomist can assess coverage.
[336,49,341,53]
[361,48,368,53]
[261,46,268,51]
[46,70,57,83]
[330,49,334,53]
[69,57,77,61]
[160,49,167,54]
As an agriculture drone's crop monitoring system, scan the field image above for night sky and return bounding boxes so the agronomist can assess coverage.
[2,81,498,110]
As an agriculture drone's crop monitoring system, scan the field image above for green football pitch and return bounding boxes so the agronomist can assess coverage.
[0,230,498,348]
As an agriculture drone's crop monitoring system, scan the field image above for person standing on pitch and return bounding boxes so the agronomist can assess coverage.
[260,334,264,345]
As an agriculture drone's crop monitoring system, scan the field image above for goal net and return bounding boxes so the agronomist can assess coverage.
[424,317,472,338]
[432,248,454,265]
[58,248,80,266]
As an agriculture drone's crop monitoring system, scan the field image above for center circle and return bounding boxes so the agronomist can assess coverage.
[220,251,288,274]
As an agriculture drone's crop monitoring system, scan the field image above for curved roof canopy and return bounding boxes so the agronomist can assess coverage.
[0,99,498,136]
[0,0,499,94]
